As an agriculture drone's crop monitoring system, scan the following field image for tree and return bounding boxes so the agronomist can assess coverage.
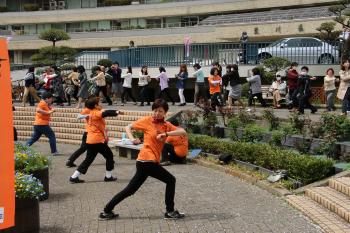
[38,29,70,62]
[316,22,341,41]
[259,57,291,84]
[329,0,350,59]
[39,29,70,48]
[30,46,76,66]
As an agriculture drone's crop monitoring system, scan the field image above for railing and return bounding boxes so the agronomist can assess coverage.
[91,41,341,67]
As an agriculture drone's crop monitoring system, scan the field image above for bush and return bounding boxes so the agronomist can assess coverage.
[320,113,350,141]
[189,134,334,185]
[289,113,306,134]
[23,3,39,11]
[97,59,113,68]
[270,130,285,146]
[242,124,266,142]
[262,108,279,131]
[227,116,240,140]
[0,6,7,12]
[104,0,132,6]
[237,110,255,126]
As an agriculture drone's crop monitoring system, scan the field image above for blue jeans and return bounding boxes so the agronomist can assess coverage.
[26,125,57,153]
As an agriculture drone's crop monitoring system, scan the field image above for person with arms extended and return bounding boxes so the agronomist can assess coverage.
[297,66,317,115]
[69,96,122,183]
[26,92,59,156]
[100,99,187,220]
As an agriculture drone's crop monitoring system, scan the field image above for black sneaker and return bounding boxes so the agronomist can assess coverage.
[66,161,77,168]
[104,176,117,182]
[99,211,119,220]
[69,177,85,183]
[164,210,185,219]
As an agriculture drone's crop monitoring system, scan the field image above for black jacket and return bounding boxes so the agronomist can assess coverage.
[222,71,241,87]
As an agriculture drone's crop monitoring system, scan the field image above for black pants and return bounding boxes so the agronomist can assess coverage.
[96,86,112,105]
[210,92,223,111]
[248,92,267,107]
[104,161,176,213]
[121,87,136,103]
[77,143,115,174]
[14,127,18,141]
[298,94,317,114]
[68,132,87,163]
[139,85,150,105]
[157,88,175,103]
[162,143,186,163]
[288,88,299,109]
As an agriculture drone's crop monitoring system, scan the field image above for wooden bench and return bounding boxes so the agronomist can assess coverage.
[261,85,287,102]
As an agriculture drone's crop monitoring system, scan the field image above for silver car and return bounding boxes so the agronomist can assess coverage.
[257,37,339,64]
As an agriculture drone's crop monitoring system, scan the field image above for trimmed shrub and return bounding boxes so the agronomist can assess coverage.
[242,124,266,142]
[104,0,132,6]
[189,134,334,185]
[0,6,7,12]
[97,59,113,68]
[23,3,39,11]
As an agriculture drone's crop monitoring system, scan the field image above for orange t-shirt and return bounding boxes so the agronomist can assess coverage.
[34,100,52,125]
[132,116,177,163]
[166,131,188,157]
[80,108,91,132]
[208,75,221,95]
[86,109,107,144]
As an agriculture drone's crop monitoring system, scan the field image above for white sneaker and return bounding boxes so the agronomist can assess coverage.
[246,108,252,112]
[51,152,60,156]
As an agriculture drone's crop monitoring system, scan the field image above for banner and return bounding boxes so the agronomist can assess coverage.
[0,38,15,230]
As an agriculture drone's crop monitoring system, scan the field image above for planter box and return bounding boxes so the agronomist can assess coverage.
[32,167,49,200]
[2,198,39,233]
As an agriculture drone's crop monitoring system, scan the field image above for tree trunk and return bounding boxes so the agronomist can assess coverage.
[342,37,350,61]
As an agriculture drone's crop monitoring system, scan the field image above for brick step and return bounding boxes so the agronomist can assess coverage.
[14,120,131,127]
[329,177,350,197]
[13,114,141,122]
[13,111,151,119]
[18,136,81,145]
[287,195,350,233]
[306,186,350,223]
[13,116,136,125]
[15,106,153,116]
[15,125,126,134]
[18,131,123,140]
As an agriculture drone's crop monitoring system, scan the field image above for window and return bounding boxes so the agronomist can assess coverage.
[146,18,162,29]
[300,38,322,47]
[286,39,301,47]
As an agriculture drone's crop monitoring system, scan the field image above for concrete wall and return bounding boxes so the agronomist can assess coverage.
[0,0,337,25]
[8,18,339,51]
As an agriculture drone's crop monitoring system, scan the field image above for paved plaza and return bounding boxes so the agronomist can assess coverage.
[30,142,322,233]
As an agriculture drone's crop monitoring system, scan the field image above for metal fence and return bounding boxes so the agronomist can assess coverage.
[75,40,342,68]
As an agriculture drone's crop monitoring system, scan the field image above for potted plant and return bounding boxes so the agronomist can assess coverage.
[15,143,50,200]
[3,173,44,233]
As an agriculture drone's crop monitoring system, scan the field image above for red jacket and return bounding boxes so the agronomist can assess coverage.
[287,69,298,90]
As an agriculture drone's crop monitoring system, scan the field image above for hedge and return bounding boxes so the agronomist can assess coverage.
[189,134,334,185]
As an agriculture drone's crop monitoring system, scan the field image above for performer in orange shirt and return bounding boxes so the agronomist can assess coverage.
[160,119,188,166]
[100,99,187,220]
[208,67,223,111]
[26,92,58,156]
[69,96,121,183]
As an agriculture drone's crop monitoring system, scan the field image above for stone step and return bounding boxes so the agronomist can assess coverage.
[287,195,350,233]
[13,114,142,122]
[15,125,126,134]
[17,131,123,140]
[329,177,350,197]
[305,186,350,223]
[15,106,153,116]
[13,116,138,125]
[14,120,131,127]
[17,136,81,145]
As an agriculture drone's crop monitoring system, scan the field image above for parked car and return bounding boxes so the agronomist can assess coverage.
[257,37,339,64]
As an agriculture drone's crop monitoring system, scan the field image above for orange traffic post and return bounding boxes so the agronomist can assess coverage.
[0,38,15,230]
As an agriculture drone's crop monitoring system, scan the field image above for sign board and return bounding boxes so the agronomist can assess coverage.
[0,38,15,230]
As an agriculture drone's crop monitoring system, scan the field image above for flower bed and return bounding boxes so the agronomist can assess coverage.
[189,134,334,185]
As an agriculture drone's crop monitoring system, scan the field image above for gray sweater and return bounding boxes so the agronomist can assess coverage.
[246,75,262,94]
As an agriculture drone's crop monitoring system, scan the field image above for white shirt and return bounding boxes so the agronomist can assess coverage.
[122,73,133,88]
[138,72,149,86]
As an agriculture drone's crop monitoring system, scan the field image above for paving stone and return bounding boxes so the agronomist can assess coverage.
[29,142,322,233]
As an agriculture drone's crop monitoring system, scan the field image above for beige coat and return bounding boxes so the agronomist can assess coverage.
[337,70,350,100]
